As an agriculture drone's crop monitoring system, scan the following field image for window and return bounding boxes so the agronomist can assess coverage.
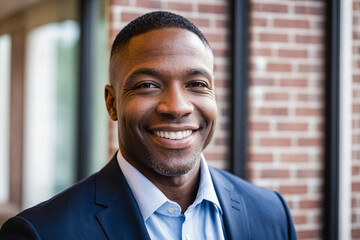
[23,21,79,208]
[0,34,11,204]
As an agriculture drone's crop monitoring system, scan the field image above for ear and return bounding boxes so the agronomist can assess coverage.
[105,84,118,121]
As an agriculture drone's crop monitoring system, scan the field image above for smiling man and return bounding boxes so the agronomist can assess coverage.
[0,11,297,240]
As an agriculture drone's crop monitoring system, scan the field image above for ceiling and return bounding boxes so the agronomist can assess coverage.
[0,0,46,21]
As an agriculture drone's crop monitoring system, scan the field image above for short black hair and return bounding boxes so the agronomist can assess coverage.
[110,11,211,57]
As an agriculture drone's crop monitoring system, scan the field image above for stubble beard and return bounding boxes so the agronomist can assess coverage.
[144,144,203,177]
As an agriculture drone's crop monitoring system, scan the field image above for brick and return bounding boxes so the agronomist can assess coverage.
[212,48,229,57]
[353,166,360,175]
[296,107,323,116]
[259,107,288,116]
[298,137,323,147]
[280,78,308,87]
[216,19,229,28]
[214,137,228,145]
[279,185,307,194]
[219,122,230,131]
[259,33,288,42]
[292,215,307,224]
[113,0,129,5]
[168,2,193,11]
[353,104,360,113]
[354,1,360,10]
[214,79,230,88]
[249,122,269,131]
[297,230,321,239]
[251,17,267,27]
[260,138,291,147]
[205,33,226,42]
[250,47,272,57]
[353,134,360,144]
[250,77,274,86]
[274,19,310,29]
[251,3,288,13]
[297,169,321,178]
[315,50,325,58]
[187,17,210,27]
[278,49,308,58]
[121,12,142,22]
[267,63,292,72]
[298,93,323,102]
[355,74,360,83]
[353,228,360,238]
[354,31,360,40]
[353,46,360,55]
[299,64,324,73]
[198,4,227,14]
[261,169,290,178]
[136,0,162,8]
[295,6,324,15]
[264,92,289,101]
[300,200,321,209]
[277,123,308,131]
[353,182,360,192]
[203,152,228,161]
[315,20,325,29]
[281,153,308,162]
[354,89,360,98]
[352,213,358,224]
[295,34,323,44]
[353,150,360,160]
[248,153,273,162]
[352,198,358,208]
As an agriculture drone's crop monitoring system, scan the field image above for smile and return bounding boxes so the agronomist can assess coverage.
[154,130,193,140]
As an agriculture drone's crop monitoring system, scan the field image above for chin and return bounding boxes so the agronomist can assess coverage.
[149,153,201,177]
[144,143,203,176]
[151,163,194,177]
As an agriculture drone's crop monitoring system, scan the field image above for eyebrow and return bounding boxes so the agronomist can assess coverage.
[184,68,213,80]
[124,67,213,85]
[125,68,162,85]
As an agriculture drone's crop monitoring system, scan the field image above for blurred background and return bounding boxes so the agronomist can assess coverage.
[0,0,358,240]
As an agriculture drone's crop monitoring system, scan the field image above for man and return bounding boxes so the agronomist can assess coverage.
[0,11,296,239]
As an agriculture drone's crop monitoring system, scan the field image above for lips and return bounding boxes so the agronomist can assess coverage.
[154,130,193,140]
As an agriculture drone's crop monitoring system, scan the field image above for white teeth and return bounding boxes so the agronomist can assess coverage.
[154,130,192,140]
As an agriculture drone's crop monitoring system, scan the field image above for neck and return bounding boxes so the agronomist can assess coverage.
[150,161,201,213]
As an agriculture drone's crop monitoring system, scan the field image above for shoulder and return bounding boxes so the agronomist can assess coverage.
[209,167,275,197]
[0,173,103,239]
[210,166,286,209]
[210,167,297,239]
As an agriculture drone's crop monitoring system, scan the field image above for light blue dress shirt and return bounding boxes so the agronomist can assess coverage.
[117,152,226,240]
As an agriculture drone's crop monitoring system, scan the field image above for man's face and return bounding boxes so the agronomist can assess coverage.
[106,28,217,178]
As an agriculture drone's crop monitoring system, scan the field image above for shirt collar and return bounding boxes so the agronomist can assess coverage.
[117,151,222,221]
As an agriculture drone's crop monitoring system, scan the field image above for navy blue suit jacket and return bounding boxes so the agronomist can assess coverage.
[0,154,297,239]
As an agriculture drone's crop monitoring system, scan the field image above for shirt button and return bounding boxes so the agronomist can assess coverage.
[185,234,191,240]
[168,208,175,214]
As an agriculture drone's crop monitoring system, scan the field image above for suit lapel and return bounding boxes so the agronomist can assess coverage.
[94,154,151,240]
[210,168,251,240]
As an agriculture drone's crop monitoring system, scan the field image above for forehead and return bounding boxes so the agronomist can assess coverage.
[121,28,213,63]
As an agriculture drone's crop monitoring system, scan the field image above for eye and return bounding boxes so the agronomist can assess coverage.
[186,81,208,88]
[135,82,159,89]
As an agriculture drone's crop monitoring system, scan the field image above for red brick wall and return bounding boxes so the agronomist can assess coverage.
[353,1,360,238]
[247,1,325,239]
[107,0,231,171]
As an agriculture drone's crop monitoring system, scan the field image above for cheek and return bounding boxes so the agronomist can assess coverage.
[200,98,218,124]
[198,98,218,146]
[119,98,156,128]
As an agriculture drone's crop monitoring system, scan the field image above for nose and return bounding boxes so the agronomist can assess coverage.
[156,84,194,119]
